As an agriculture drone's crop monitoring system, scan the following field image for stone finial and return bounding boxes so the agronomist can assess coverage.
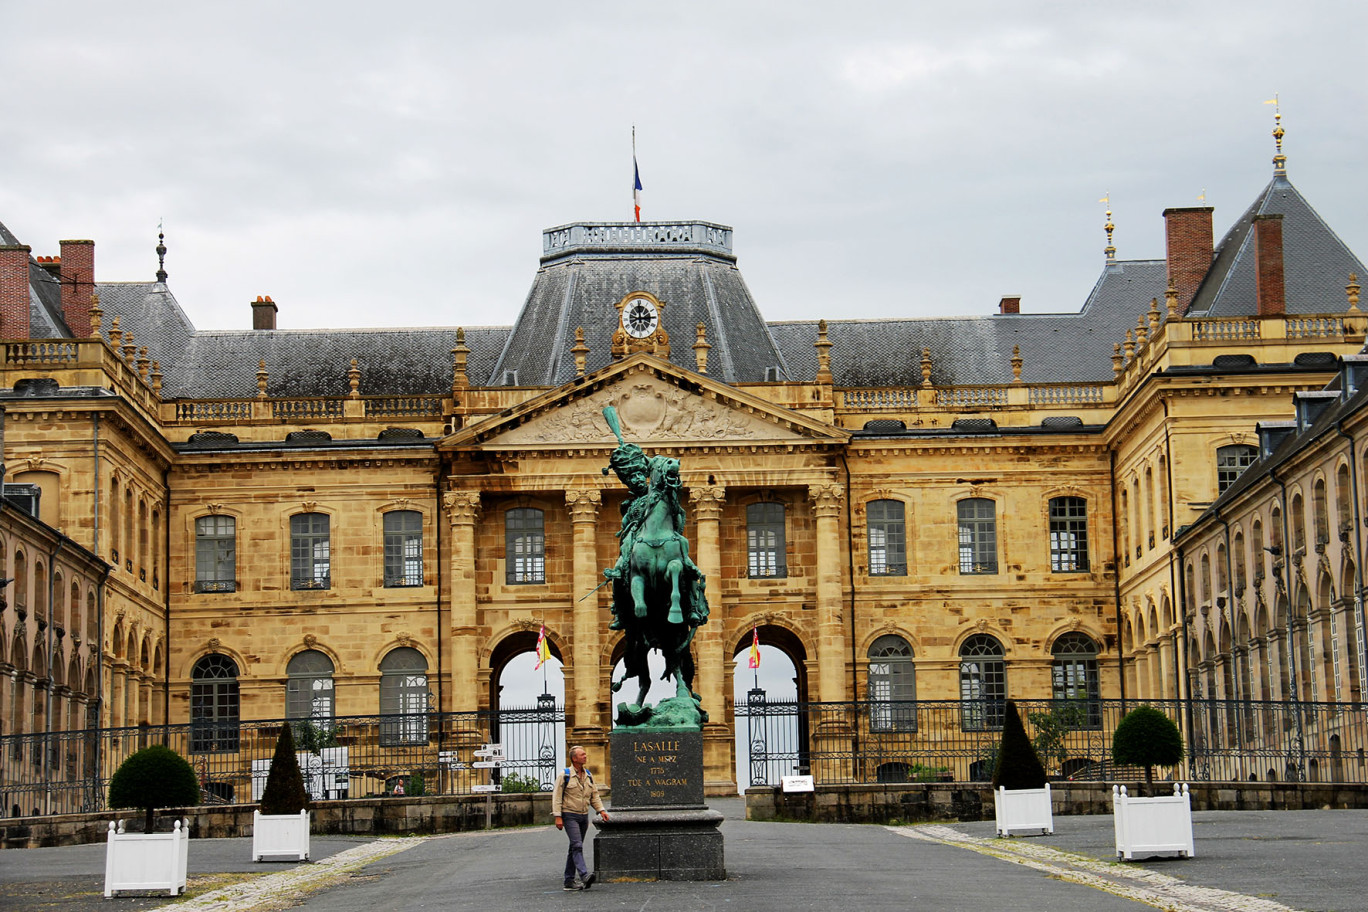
[89,292,103,334]
[1147,297,1161,332]
[1112,343,1124,376]
[137,346,150,379]
[348,358,361,399]
[1348,273,1362,313]
[920,347,933,387]
[150,360,162,395]
[451,327,470,391]
[108,315,122,349]
[570,326,589,377]
[1123,329,1136,362]
[1135,313,1148,348]
[1010,344,1023,383]
[692,322,710,375]
[815,319,833,384]
[256,359,268,399]
[1164,278,1181,320]
[121,331,136,363]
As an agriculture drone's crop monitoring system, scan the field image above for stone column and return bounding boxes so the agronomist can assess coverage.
[689,483,732,792]
[809,483,847,704]
[565,489,603,734]
[444,491,482,714]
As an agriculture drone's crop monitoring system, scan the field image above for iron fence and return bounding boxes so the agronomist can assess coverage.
[1,702,564,819]
[736,696,1368,787]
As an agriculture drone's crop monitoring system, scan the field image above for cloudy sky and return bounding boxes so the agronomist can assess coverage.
[2,2,1363,334]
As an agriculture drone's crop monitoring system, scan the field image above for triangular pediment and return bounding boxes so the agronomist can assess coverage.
[444,354,847,449]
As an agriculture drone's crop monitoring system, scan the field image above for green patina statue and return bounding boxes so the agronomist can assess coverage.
[601,406,709,730]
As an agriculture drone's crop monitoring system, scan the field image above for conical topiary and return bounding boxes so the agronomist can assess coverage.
[1112,704,1184,792]
[991,700,1048,790]
[259,724,310,815]
[108,744,201,833]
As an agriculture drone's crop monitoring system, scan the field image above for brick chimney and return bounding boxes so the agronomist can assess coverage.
[0,245,32,339]
[1163,207,1214,314]
[59,239,95,337]
[252,295,278,330]
[1253,214,1286,317]
[999,295,1021,315]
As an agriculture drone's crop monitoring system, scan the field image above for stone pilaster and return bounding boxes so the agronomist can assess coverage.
[689,483,732,792]
[444,491,482,713]
[565,489,603,733]
[808,482,847,703]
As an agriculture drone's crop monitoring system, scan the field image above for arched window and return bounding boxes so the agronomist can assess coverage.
[747,502,787,578]
[866,500,906,576]
[1337,464,1352,536]
[109,477,120,562]
[1290,493,1306,554]
[1143,467,1156,550]
[505,508,546,584]
[380,647,429,745]
[1051,633,1101,727]
[957,498,997,574]
[13,549,26,613]
[1233,532,1246,591]
[959,634,1005,731]
[1119,489,1130,563]
[383,511,424,587]
[867,635,915,731]
[1313,479,1329,548]
[1217,444,1257,495]
[286,650,335,723]
[290,513,331,590]
[1048,496,1089,572]
[1216,543,1228,593]
[1251,519,1265,580]
[195,515,237,592]
[191,654,240,752]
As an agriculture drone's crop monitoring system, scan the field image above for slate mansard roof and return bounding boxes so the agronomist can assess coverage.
[2,166,1361,398]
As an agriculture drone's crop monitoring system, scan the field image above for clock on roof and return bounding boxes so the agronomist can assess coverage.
[623,296,660,338]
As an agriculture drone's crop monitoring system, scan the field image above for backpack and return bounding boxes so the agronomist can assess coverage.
[561,767,593,798]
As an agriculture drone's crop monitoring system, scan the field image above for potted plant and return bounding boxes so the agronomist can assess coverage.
[252,724,312,862]
[104,744,200,897]
[991,700,1053,836]
[1110,705,1192,860]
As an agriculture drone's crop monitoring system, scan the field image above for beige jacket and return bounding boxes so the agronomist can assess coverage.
[551,768,604,817]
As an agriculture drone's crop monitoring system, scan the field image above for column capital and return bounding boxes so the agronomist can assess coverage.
[689,484,726,521]
[565,488,603,523]
[808,482,845,518]
[443,490,482,524]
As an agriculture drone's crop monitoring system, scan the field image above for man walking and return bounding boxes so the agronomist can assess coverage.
[552,745,610,890]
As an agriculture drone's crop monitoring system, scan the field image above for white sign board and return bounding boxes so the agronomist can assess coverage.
[472,760,501,769]
[471,784,501,793]
[482,743,502,753]
[472,749,503,758]
[781,775,815,793]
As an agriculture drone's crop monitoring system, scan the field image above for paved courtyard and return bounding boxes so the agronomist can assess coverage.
[0,799,1361,912]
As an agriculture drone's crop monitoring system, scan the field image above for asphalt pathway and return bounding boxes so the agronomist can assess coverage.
[0,799,1362,912]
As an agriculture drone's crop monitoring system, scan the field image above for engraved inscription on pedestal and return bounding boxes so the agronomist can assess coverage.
[610,730,703,807]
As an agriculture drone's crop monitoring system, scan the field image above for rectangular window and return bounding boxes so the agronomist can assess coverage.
[505,508,546,584]
[291,513,331,590]
[383,511,423,587]
[195,515,237,593]
[957,498,997,574]
[747,502,787,578]
[1048,497,1089,572]
[867,499,907,576]
[2,484,40,518]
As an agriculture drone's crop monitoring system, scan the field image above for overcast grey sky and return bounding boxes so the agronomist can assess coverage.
[2,2,1363,334]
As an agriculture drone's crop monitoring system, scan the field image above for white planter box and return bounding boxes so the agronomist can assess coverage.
[252,809,311,862]
[104,818,189,897]
[1112,783,1195,860]
[994,783,1054,836]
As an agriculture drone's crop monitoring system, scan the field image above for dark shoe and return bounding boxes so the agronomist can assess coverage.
[582,873,597,890]
[563,882,581,891]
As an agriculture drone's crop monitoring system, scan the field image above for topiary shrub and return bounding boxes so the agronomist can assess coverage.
[259,724,310,815]
[991,701,1048,790]
[1112,704,1184,792]
[108,744,201,833]
[407,771,426,797]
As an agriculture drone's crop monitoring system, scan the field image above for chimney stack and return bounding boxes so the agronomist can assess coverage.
[1163,207,1214,314]
[1253,214,1286,317]
[0,245,32,339]
[58,240,95,337]
[252,295,278,330]
[998,295,1021,315]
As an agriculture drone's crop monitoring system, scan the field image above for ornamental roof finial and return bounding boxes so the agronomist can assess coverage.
[1101,192,1116,262]
[1265,94,1287,176]
[155,219,168,283]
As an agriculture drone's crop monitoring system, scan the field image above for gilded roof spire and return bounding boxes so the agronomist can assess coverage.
[1101,192,1115,261]
[1265,95,1286,176]
[155,219,168,283]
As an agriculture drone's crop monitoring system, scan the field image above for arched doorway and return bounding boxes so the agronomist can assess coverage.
[489,631,565,791]
[731,624,808,793]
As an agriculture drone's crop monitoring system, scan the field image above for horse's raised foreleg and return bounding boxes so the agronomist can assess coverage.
[666,557,684,625]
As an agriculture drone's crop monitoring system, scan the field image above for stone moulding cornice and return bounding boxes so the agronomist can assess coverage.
[176,454,432,472]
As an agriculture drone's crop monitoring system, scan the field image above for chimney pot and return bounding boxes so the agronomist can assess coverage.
[1163,207,1214,315]
[999,295,1021,315]
[252,296,278,330]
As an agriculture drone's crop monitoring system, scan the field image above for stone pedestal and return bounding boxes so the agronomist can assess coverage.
[594,730,725,881]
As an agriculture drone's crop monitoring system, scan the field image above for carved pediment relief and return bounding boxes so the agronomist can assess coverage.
[496,374,804,445]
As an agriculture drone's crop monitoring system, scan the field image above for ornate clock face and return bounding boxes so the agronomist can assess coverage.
[623,297,660,338]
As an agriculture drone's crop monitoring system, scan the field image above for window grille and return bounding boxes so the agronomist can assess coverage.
[959,634,1005,730]
[1048,496,1089,572]
[190,654,240,752]
[867,500,907,576]
[380,647,429,745]
[747,502,787,578]
[957,498,997,574]
[286,650,335,724]
[867,635,916,731]
[383,511,423,587]
[195,515,237,593]
[290,513,331,590]
[505,508,546,584]
[1050,632,1102,727]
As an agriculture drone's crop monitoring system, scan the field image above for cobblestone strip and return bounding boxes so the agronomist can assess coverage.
[890,825,1301,912]
[169,836,431,912]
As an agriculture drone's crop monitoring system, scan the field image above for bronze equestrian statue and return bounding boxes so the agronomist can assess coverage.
[601,406,709,730]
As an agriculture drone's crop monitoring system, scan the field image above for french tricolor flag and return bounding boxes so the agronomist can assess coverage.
[633,157,643,222]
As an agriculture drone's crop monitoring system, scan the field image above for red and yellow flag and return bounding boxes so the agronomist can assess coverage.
[534,624,551,669]
[748,626,761,669]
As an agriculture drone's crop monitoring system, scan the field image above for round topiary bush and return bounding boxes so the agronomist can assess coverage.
[108,744,201,833]
[992,700,1047,791]
[259,724,310,816]
[1112,704,1184,790]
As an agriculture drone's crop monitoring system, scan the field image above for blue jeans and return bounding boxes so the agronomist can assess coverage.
[562,812,590,884]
